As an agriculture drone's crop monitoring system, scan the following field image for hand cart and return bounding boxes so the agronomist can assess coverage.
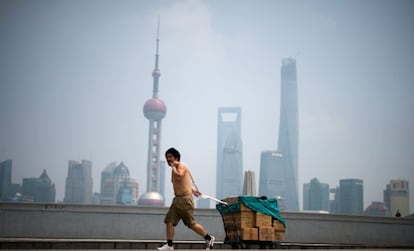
[216,196,286,249]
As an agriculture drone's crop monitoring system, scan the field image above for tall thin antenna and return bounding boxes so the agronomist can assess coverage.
[157,16,160,40]
[152,16,161,98]
[155,16,160,70]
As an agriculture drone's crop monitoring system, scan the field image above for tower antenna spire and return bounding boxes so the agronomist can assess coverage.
[152,16,161,98]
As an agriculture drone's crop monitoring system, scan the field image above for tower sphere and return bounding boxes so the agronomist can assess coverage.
[138,191,164,207]
[143,98,166,120]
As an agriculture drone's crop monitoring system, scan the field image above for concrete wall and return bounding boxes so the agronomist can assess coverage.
[1,202,413,247]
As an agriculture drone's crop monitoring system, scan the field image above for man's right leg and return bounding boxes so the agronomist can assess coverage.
[157,223,175,250]
[159,199,178,250]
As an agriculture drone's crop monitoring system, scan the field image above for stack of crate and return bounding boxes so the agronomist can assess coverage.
[221,199,285,241]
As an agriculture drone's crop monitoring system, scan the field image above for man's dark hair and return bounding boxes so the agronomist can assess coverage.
[165,147,181,161]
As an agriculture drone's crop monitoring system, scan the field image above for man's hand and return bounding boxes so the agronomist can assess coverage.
[169,160,179,168]
[192,188,202,197]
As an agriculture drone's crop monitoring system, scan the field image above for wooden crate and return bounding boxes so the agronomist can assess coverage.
[240,227,258,240]
[274,230,285,241]
[220,197,286,242]
[222,211,255,228]
[258,227,275,241]
[222,197,240,204]
[240,202,251,211]
[272,219,285,231]
[255,212,272,227]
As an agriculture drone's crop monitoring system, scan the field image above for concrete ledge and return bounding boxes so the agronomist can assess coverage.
[1,238,412,250]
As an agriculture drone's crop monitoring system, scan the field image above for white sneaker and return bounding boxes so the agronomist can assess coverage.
[157,243,174,250]
[206,235,215,250]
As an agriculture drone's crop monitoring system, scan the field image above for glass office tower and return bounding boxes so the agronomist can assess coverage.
[259,58,299,211]
[303,178,330,212]
[259,150,285,199]
[0,160,12,201]
[216,107,243,200]
[21,169,55,203]
[64,160,93,204]
[339,178,364,215]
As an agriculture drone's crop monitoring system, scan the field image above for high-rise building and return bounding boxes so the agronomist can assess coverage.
[384,179,409,217]
[100,162,117,205]
[216,107,243,200]
[259,58,299,211]
[258,151,285,200]
[21,169,55,203]
[336,179,364,215]
[64,160,93,204]
[116,177,139,205]
[37,169,55,203]
[100,162,139,205]
[138,22,166,207]
[21,178,37,202]
[303,178,329,212]
[0,160,12,201]
[329,187,339,213]
[116,182,133,205]
[113,162,130,199]
[126,177,139,205]
[243,170,257,196]
[365,201,390,217]
[113,162,138,205]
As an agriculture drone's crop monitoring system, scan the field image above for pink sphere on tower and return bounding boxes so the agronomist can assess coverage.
[143,98,166,121]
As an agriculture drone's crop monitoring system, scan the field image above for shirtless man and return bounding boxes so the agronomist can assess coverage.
[157,147,215,250]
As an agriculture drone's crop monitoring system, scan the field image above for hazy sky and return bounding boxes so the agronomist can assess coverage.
[1,0,413,212]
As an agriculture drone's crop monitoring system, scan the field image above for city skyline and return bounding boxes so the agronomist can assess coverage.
[1,0,413,211]
[1,158,410,215]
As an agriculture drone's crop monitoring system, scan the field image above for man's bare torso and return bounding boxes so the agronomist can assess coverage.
[172,162,193,196]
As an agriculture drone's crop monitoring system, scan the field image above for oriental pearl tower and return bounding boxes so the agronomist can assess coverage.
[138,22,166,207]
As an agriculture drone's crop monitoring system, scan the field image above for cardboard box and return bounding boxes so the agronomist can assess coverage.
[259,227,275,241]
[223,211,255,228]
[240,203,251,211]
[272,220,285,231]
[255,213,272,227]
[240,228,258,240]
[222,197,240,204]
[274,230,285,241]
[220,197,286,242]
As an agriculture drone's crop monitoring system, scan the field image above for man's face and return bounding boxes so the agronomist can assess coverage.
[166,153,176,166]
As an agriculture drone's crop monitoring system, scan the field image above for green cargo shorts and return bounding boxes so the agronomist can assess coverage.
[164,195,195,227]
